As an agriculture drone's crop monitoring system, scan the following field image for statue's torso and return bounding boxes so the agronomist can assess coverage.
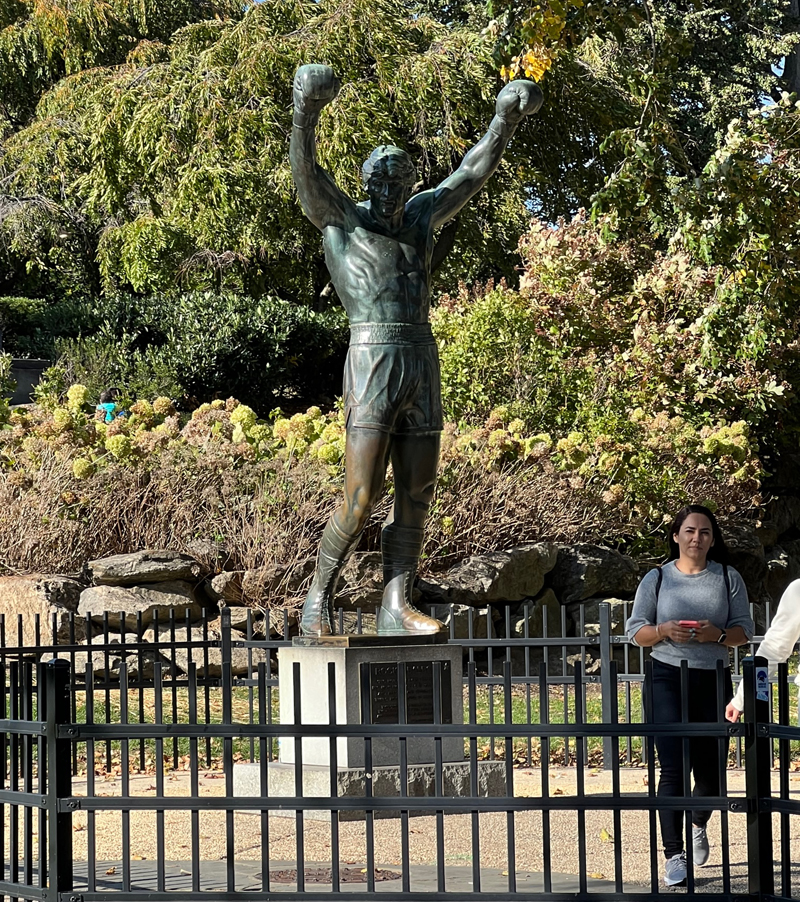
[322,196,434,324]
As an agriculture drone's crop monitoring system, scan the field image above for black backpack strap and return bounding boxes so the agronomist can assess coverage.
[655,566,663,602]
[722,562,731,614]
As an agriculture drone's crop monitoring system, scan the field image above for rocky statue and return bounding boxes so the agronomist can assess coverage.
[290,65,543,636]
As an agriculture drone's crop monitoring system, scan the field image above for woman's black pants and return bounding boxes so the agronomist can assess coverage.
[646,659,732,859]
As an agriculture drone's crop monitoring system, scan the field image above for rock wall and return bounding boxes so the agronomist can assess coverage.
[0,515,791,672]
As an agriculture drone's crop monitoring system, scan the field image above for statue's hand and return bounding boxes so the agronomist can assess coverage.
[495,80,543,125]
[293,64,340,116]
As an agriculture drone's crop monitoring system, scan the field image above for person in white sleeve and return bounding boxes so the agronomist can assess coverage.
[725,578,800,722]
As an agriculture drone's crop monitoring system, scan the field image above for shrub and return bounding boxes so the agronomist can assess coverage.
[52,291,349,412]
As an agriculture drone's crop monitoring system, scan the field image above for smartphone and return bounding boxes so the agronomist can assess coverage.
[679,620,701,628]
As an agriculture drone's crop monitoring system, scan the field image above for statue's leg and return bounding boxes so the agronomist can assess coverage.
[300,426,391,636]
[377,432,443,635]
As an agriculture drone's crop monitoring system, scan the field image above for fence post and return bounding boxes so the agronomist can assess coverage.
[599,602,614,769]
[742,655,773,898]
[42,658,72,902]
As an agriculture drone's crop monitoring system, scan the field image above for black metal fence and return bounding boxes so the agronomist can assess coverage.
[0,645,798,902]
[0,598,784,775]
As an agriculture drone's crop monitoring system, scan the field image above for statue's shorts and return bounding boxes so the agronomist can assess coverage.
[344,322,443,435]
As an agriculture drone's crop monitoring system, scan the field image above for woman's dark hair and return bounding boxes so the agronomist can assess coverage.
[99,387,120,404]
[667,504,728,564]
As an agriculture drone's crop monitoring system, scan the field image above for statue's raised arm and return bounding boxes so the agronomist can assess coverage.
[425,80,543,231]
[290,64,348,230]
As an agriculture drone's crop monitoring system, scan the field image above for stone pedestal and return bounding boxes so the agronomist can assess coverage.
[233,634,506,819]
[278,635,464,767]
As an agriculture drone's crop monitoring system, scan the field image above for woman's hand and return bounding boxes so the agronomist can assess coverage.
[725,702,742,723]
[693,619,723,643]
[657,620,693,643]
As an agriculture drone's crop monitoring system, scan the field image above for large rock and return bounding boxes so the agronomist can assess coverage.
[0,574,88,646]
[78,581,203,630]
[422,603,495,640]
[547,544,638,604]
[47,633,174,681]
[418,543,558,606]
[565,596,630,637]
[89,550,201,587]
[507,589,565,640]
[143,619,267,676]
[209,571,245,604]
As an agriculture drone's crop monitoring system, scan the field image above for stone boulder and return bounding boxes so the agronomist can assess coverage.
[565,596,631,637]
[47,633,174,681]
[143,619,268,676]
[89,550,201,587]
[418,543,558,606]
[78,581,203,630]
[547,544,638,604]
[0,574,88,646]
[507,589,565,640]
[209,571,245,604]
[422,603,496,640]
[216,600,266,634]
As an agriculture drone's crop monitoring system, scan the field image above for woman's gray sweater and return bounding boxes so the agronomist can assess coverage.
[625,560,754,669]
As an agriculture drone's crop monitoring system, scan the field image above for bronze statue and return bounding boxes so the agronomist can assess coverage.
[291,65,542,636]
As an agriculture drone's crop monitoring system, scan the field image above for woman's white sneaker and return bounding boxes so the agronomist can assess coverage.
[664,851,687,886]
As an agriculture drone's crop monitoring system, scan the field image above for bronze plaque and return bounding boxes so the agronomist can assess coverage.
[365,661,452,724]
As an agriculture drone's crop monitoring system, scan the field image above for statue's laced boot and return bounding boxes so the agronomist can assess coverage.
[300,522,361,636]
[377,524,443,635]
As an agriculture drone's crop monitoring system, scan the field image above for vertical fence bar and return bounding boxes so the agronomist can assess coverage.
[358,663,376,895]
[396,662,409,895]
[599,603,614,770]
[743,655,774,898]
[43,658,72,900]
[539,661,552,894]
[292,662,305,894]
[777,662,791,900]
[327,661,339,895]
[221,607,236,892]
[503,659,516,894]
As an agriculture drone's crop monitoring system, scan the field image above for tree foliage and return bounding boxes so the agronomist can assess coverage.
[0,0,541,303]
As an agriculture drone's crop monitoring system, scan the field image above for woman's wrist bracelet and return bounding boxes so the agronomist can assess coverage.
[656,623,662,641]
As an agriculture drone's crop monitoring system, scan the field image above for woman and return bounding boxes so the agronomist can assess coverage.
[626,504,753,887]
[726,578,800,722]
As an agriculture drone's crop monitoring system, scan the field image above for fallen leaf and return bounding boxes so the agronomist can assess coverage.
[553,788,564,795]
[132,856,145,861]
[589,872,605,880]
[72,824,85,832]
[105,867,116,875]
[501,870,509,877]
[599,827,613,843]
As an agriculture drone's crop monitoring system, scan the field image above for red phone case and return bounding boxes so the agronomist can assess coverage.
[679,620,701,628]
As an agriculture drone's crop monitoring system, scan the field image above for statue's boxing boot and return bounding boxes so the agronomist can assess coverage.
[377,524,443,635]
[300,520,361,636]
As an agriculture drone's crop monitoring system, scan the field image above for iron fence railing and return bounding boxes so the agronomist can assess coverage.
[0,655,796,902]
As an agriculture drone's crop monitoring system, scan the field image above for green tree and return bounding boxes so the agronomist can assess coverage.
[0,0,539,304]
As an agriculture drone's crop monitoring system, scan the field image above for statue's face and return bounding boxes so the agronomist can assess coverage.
[366,158,413,220]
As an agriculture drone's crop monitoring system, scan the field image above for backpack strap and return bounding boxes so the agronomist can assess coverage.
[655,566,663,601]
